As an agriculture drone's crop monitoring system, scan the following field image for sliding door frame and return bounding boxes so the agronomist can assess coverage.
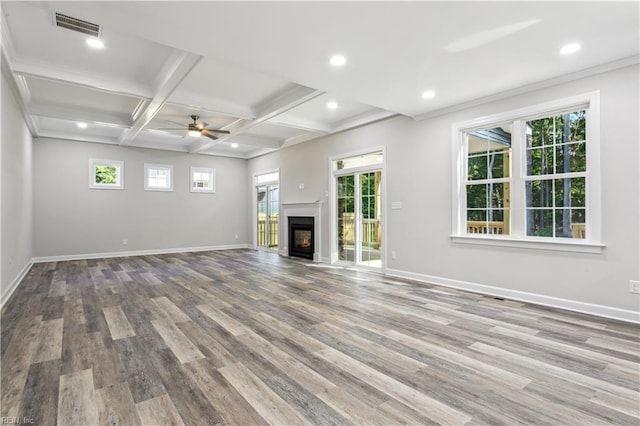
[253,169,280,251]
[329,146,387,272]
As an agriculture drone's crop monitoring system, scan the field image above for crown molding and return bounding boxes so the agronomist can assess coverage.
[414,55,640,121]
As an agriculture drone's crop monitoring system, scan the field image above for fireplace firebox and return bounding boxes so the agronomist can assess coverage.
[288,216,314,260]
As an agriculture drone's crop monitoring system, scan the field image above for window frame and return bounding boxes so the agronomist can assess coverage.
[144,163,174,192]
[464,125,513,236]
[190,166,216,193]
[451,92,603,253]
[89,159,124,190]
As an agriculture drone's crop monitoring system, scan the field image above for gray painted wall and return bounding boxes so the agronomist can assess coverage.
[248,65,640,313]
[33,139,249,257]
[1,73,34,298]
[5,64,638,317]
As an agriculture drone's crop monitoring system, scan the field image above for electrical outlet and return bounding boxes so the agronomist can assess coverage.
[391,250,397,260]
[122,239,128,245]
[630,280,640,294]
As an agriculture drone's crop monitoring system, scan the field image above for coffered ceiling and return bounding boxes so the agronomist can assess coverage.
[2,1,638,159]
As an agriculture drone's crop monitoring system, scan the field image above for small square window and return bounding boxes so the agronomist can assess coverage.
[144,163,173,191]
[89,159,124,189]
[190,167,216,193]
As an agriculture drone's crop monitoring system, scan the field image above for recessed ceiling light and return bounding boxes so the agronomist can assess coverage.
[327,101,338,109]
[329,55,346,67]
[77,122,88,128]
[421,90,436,100]
[231,143,239,148]
[560,43,580,55]
[86,38,104,49]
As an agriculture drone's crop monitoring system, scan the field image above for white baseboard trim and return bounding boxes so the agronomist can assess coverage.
[386,268,640,324]
[1,259,34,309]
[32,244,251,263]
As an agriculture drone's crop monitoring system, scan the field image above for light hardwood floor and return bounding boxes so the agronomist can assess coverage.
[1,249,639,425]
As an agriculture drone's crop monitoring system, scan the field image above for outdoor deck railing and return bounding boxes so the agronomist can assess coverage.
[467,221,586,238]
[467,221,505,235]
[257,216,279,247]
[340,216,381,248]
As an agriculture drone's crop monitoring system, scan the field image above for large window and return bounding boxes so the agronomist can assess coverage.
[453,92,601,251]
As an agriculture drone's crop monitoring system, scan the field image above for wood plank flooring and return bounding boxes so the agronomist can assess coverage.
[1,249,639,425]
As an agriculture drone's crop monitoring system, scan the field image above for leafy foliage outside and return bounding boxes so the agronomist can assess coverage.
[465,110,587,238]
[95,165,118,184]
[337,173,377,219]
[526,111,586,238]
[337,172,381,257]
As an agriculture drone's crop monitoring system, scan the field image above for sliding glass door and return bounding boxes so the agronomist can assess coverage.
[358,171,382,267]
[334,152,383,269]
[255,171,279,251]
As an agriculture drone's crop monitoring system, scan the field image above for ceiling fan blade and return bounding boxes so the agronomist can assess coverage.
[201,131,218,141]
[202,128,230,135]
[202,129,229,138]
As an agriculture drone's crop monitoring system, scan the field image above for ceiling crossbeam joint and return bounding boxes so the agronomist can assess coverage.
[118,50,202,146]
[190,85,324,154]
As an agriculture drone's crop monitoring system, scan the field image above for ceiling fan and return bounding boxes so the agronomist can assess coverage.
[159,115,230,140]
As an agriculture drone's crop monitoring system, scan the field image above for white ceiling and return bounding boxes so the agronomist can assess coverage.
[2,1,638,159]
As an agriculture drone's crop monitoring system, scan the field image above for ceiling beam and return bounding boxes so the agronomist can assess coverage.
[37,130,119,146]
[253,85,325,125]
[279,109,397,150]
[280,132,324,149]
[118,50,202,146]
[11,59,155,100]
[1,12,40,135]
[166,93,255,121]
[1,53,39,136]
[267,116,331,133]
[190,85,324,153]
[29,103,132,128]
[224,135,283,150]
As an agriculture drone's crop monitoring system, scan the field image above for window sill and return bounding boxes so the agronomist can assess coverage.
[450,234,605,254]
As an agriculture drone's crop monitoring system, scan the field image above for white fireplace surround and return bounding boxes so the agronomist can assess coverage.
[281,201,322,262]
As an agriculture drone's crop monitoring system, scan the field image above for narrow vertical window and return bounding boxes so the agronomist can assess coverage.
[525,111,586,238]
[465,126,512,235]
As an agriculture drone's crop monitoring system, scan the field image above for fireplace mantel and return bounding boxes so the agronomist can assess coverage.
[281,202,322,262]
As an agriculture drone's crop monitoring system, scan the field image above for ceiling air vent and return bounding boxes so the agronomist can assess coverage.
[54,13,101,38]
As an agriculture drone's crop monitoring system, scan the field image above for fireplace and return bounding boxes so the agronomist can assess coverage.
[288,216,314,260]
